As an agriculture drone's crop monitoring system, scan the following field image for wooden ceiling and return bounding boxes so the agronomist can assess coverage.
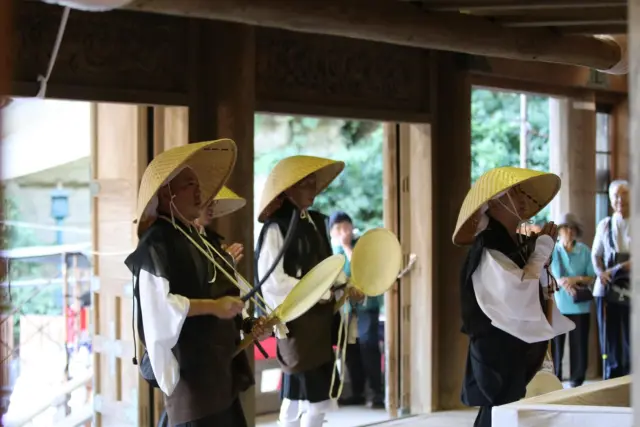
[411,0,627,35]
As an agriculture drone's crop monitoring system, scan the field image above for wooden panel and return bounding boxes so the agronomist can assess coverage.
[11,2,188,104]
[612,99,629,181]
[91,103,147,427]
[397,124,412,414]
[407,124,435,413]
[383,123,399,417]
[256,28,432,122]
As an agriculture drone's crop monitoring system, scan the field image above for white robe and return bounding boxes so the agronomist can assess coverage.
[471,235,575,343]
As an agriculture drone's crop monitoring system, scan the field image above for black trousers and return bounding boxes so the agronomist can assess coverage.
[551,313,590,386]
[345,310,383,402]
[596,297,631,379]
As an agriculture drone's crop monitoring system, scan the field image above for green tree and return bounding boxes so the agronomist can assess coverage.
[255,116,384,232]
[471,89,551,223]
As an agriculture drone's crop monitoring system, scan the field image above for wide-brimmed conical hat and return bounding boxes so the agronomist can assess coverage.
[211,186,246,219]
[452,167,560,246]
[136,139,237,236]
[258,155,344,222]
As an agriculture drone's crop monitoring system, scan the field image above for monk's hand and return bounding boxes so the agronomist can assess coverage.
[251,316,272,342]
[210,296,244,319]
[539,221,559,243]
[225,243,244,264]
[348,287,365,303]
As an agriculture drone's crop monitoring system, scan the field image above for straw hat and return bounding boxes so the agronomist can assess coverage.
[257,155,345,222]
[556,212,583,238]
[136,139,237,236]
[211,186,246,219]
[452,167,561,246]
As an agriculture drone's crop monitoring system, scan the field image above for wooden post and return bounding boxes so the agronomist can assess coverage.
[629,0,640,418]
[186,19,256,426]
[429,51,472,411]
[382,124,399,417]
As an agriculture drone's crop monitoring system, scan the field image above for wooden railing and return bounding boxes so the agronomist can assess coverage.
[4,370,92,427]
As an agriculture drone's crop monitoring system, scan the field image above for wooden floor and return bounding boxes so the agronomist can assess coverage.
[256,408,477,427]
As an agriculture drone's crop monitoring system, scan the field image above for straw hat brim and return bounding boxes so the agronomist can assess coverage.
[211,186,246,219]
[258,155,345,222]
[452,167,561,246]
[136,139,237,236]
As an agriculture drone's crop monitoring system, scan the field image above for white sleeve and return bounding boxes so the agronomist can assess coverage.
[592,218,607,259]
[258,224,300,306]
[471,248,575,343]
[139,270,190,397]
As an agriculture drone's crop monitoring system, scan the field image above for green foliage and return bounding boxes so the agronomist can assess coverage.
[471,89,551,223]
[255,116,384,232]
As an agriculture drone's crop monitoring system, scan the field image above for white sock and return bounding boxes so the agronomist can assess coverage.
[300,412,325,427]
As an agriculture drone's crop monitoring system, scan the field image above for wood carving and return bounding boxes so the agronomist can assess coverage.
[256,28,432,119]
[12,2,188,102]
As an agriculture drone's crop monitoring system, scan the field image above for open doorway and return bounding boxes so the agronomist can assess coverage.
[253,114,393,427]
[1,98,93,426]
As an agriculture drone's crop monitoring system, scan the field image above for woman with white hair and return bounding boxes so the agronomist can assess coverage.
[592,179,632,380]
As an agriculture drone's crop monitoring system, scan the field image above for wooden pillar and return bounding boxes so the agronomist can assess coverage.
[425,52,472,411]
[383,124,399,417]
[549,95,600,379]
[186,19,256,426]
[0,0,13,422]
[629,0,640,418]
[612,99,629,181]
[549,96,597,245]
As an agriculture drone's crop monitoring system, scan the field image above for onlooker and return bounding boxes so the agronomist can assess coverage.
[550,213,596,387]
[592,180,632,379]
[329,211,384,409]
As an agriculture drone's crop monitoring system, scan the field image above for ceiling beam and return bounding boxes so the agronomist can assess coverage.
[557,24,627,34]
[416,0,627,12]
[120,0,624,72]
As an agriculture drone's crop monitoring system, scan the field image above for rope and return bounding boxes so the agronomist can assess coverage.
[329,300,349,401]
[37,7,71,99]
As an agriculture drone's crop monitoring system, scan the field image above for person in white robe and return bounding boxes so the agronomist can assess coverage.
[452,166,575,427]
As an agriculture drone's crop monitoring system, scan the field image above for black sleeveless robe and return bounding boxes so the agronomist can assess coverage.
[460,217,548,427]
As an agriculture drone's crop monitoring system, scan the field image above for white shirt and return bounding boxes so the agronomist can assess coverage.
[471,236,575,343]
[592,213,631,296]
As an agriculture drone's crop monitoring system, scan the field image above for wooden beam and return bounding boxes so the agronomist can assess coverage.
[558,24,627,35]
[123,0,624,72]
[418,0,627,12]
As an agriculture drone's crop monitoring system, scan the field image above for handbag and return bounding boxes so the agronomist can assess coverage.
[555,242,593,304]
[604,218,631,306]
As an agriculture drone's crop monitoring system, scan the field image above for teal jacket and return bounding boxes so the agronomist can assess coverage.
[333,236,384,313]
[550,241,596,315]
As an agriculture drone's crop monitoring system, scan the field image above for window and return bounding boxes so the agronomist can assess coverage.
[595,112,612,225]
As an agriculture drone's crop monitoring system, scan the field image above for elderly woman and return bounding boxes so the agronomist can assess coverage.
[549,213,596,388]
[592,179,631,380]
[454,167,574,427]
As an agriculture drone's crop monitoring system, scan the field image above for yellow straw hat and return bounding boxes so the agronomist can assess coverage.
[257,155,345,222]
[211,186,246,219]
[136,139,237,236]
[452,167,560,246]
